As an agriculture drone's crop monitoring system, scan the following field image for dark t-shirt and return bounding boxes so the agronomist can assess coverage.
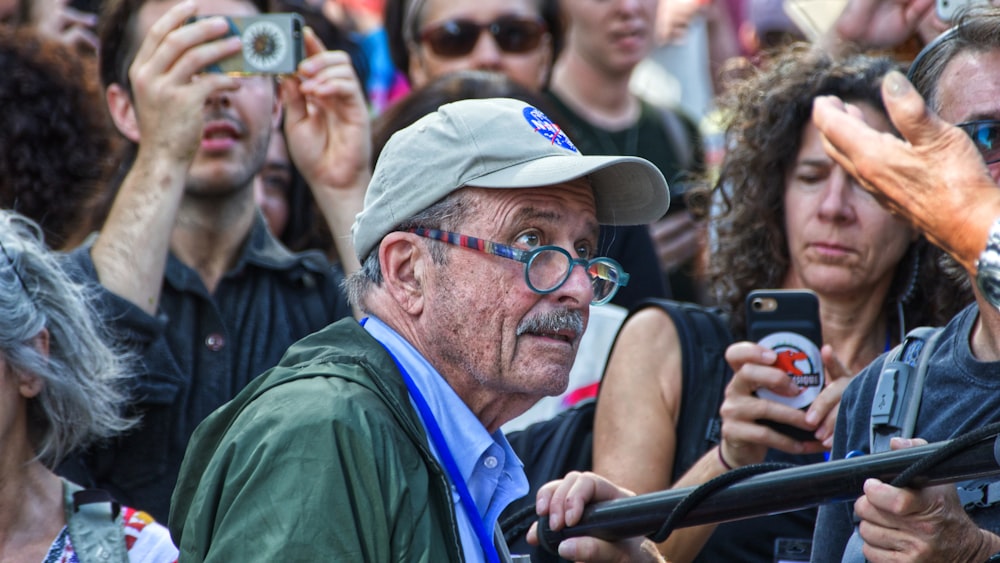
[545,92,704,306]
[812,303,1000,562]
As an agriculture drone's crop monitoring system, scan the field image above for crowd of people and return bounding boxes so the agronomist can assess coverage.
[5,0,1000,561]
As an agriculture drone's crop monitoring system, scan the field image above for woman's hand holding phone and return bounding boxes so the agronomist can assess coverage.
[718,341,828,468]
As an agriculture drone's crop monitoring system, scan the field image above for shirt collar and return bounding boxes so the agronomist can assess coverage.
[163,212,329,292]
[362,316,527,512]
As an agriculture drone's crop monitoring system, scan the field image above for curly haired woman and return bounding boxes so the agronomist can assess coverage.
[592,44,972,563]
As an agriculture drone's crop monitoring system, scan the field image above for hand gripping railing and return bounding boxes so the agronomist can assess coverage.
[538,423,1000,553]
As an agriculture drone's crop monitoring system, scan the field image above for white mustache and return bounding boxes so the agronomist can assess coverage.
[516,309,584,338]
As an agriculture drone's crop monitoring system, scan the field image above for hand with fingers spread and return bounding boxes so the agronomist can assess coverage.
[854,438,1000,563]
[126,2,243,169]
[718,341,828,468]
[813,71,1000,274]
[280,28,371,276]
[527,471,668,563]
[282,28,371,194]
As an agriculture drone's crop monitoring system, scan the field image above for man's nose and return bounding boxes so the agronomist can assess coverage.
[205,88,232,109]
[468,30,504,71]
[557,261,596,306]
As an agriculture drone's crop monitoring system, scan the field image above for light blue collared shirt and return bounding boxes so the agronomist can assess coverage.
[364,316,529,562]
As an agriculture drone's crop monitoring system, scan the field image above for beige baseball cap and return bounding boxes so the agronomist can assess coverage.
[352,97,670,261]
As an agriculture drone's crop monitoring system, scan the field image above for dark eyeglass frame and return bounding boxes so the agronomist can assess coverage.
[418,15,548,58]
[409,227,628,306]
[957,119,1000,165]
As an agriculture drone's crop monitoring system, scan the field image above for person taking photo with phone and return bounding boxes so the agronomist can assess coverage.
[55,0,370,523]
[592,44,971,563]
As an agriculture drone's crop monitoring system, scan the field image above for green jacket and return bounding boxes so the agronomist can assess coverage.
[170,318,464,562]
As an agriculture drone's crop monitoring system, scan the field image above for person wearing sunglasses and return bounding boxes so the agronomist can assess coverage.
[808,7,1000,563]
[170,97,671,562]
[385,0,562,91]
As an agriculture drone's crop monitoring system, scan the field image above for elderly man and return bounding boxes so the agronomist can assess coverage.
[810,7,1000,563]
[169,98,671,562]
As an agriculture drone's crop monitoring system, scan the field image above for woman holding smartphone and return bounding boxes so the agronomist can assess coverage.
[592,45,971,563]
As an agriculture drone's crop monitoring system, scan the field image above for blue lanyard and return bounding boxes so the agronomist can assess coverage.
[367,322,501,563]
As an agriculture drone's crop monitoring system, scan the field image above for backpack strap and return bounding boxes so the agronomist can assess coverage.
[632,298,734,481]
[869,326,945,454]
[61,479,128,563]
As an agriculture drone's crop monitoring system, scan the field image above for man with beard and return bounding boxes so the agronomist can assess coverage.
[56,0,369,522]
[170,97,671,562]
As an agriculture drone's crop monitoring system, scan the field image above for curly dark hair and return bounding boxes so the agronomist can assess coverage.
[0,28,116,249]
[692,43,971,339]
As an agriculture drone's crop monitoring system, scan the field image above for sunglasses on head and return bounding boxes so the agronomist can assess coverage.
[958,119,1000,165]
[419,15,547,58]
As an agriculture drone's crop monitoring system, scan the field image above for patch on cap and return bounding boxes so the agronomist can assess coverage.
[522,106,578,153]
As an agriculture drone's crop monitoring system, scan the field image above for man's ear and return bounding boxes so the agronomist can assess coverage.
[17,328,49,399]
[379,232,427,315]
[407,50,429,89]
[106,84,141,143]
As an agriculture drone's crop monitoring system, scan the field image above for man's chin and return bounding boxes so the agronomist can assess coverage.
[520,367,572,398]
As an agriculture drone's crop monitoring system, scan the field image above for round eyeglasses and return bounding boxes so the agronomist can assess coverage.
[409,228,628,305]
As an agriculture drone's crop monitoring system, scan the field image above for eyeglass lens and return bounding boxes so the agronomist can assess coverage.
[421,16,546,58]
[960,120,1000,165]
[526,248,619,303]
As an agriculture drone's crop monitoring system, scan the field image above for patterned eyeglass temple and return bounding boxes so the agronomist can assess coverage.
[408,227,629,305]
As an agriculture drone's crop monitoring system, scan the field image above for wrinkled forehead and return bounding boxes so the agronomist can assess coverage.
[405,0,542,34]
[456,178,599,238]
[936,49,1000,124]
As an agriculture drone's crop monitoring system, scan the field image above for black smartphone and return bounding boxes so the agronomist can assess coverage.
[746,289,824,442]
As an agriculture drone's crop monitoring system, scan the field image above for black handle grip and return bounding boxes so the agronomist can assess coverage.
[539,436,1000,550]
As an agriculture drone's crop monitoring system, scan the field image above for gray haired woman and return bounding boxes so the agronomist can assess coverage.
[0,210,178,562]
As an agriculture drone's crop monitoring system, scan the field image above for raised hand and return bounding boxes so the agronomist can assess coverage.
[813,71,999,273]
[281,27,371,193]
[126,1,241,166]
